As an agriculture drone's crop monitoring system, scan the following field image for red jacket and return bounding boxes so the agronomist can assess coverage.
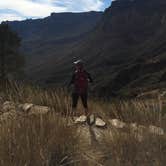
[69,69,93,94]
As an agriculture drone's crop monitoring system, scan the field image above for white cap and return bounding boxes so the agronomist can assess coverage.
[73,59,83,65]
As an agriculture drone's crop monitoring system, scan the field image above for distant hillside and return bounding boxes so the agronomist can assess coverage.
[7,11,102,81]
[10,12,102,41]
[8,0,166,97]
[100,0,166,96]
[64,0,166,97]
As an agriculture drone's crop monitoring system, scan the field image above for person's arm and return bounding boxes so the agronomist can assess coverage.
[87,72,93,83]
[68,74,75,87]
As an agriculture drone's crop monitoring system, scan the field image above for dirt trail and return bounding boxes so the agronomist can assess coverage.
[77,125,109,165]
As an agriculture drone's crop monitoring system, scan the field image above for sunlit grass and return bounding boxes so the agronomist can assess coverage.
[0,113,80,166]
[0,81,165,165]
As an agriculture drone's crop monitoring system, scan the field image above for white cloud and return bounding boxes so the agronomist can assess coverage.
[0,13,24,22]
[54,0,104,12]
[0,0,105,22]
[0,0,66,18]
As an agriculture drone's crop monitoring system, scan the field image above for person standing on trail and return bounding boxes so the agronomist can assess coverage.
[68,60,93,117]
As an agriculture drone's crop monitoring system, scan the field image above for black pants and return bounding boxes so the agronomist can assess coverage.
[72,93,88,109]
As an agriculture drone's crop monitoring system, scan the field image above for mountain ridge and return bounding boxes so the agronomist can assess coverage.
[8,0,166,97]
[66,0,166,96]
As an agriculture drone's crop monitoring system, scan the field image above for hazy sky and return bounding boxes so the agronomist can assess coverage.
[0,0,112,22]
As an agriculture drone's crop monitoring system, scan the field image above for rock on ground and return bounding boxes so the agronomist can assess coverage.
[28,105,50,115]
[95,117,106,127]
[109,119,126,129]
[75,115,87,124]
[19,103,34,112]
[149,125,164,135]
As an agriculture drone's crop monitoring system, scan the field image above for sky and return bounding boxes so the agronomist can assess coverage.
[0,0,112,22]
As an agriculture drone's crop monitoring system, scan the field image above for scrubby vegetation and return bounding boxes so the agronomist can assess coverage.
[0,82,165,166]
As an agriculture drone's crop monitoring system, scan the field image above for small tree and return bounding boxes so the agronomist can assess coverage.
[0,22,24,81]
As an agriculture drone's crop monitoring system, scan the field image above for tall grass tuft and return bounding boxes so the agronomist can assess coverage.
[0,113,79,166]
[102,131,166,166]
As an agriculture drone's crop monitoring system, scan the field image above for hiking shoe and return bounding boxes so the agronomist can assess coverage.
[87,114,95,126]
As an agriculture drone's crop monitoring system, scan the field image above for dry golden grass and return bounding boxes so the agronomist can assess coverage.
[0,81,71,115]
[89,98,165,127]
[0,81,165,166]
[87,99,166,166]
[102,130,166,166]
[0,113,80,166]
